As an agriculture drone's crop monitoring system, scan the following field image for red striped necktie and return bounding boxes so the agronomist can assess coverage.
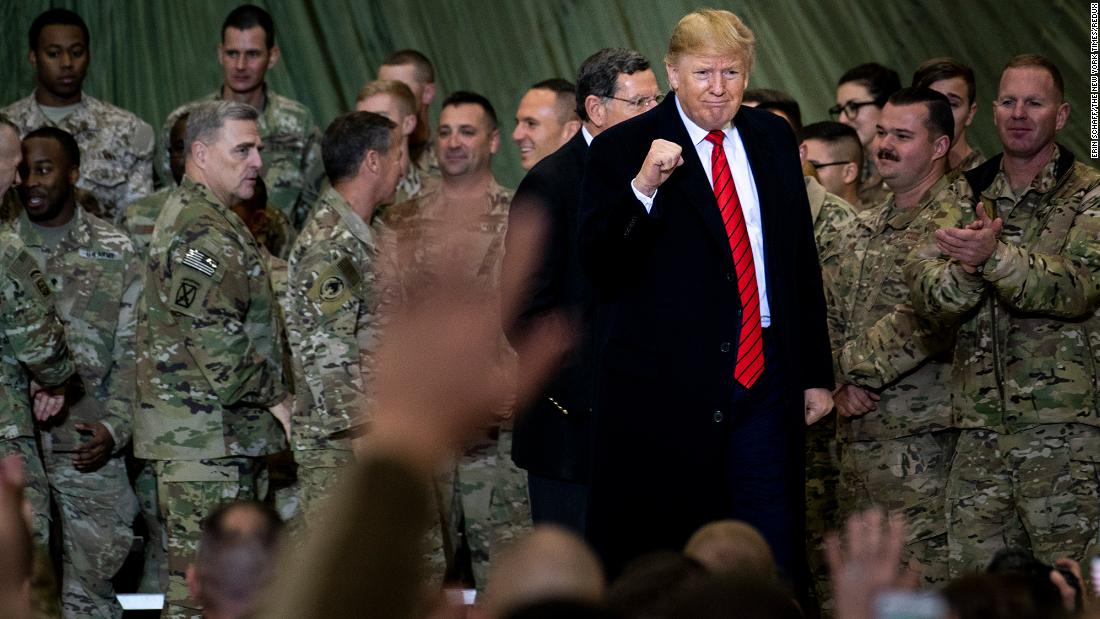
[705,129,764,389]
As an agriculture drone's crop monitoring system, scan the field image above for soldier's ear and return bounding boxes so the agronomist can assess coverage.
[361,149,381,176]
[489,128,500,155]
[28,49,37,71]
[67,165,79,186]
[842,162,859,185]
[191,141,208,169]
[932,134,950,161]
[422,82,437,107]
[266,45,281,71]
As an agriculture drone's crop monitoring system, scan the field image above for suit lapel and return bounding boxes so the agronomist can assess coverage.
[655,95,731,262]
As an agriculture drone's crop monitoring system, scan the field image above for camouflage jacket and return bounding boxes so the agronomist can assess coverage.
[824,175,960,441]
[956,147,987,173]
[157,87,323,228]
[806,176,857,256]
[907,145,1100,433]
[379,178,516,422]
[117,186,171,258]
[0,228,74,440]
[379,178,513,306]
[286,186,382,451]
[1,91,154,220]
[135,176,287,460]
[15,207,140,450]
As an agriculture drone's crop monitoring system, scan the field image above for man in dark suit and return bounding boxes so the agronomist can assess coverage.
[505,48,660,535]
[578,9,834,587]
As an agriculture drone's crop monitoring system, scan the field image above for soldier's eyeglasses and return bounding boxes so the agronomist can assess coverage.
[605,94,664,110]
[828,100,877,120]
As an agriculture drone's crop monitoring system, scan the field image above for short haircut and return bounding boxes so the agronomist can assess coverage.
[196,501,283,613]
[356,80,417,118]
[1004,53,1065,100]
[0,115,19,136]
[575,47,652,121]
[529,78,578,124]
[322,111,397,184]
[222,4,275,49]
[29,8,89,51]
[837,63,901,107]
[23,126,81,168]
[912,57,977,105]
[666,9,755,75]
[184,100,259,160]
[441,90,498,130]
[798,121,863,176]
[743,88,802,131]
[381,49,435,83]
[887,86,955,144]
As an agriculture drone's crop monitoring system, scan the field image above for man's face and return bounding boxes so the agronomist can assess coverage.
[512,88,572,170]
[603,69,661,128]
[667,53,747,131]
[928,76,976,146]
[168,117,188,185]
[437,104,499,179]
[198,119,263,206]
[18,136,77,225]
[803,138,855,197]
[378,64,425,107]
[871,102,943,191]
[377,133,407,203]
[30,24,89,102]
[0,128,23,195]
[835,82,880,147]
[993,66,1069,160]
[219,26,276,96]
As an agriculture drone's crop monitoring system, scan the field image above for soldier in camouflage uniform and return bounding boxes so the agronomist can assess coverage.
[135,101,288,619]
[15,127,140,618]
[356,79,440,209]
[0,120,75,548]
[156,6,322,229]
[2,9,154,222]
[379,92,527,589]
[824,89,964,589]
[833,64,901,210]
[285,112,404,527]
[801,171,856,615]
[907,56,1100,576]
[378,50,442,179]
[912,57,987,174]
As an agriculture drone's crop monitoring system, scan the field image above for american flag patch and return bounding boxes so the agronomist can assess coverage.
[182,248,218,277]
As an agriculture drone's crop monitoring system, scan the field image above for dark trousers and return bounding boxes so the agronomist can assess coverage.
[528,474,589,536]
[726,329,807,595]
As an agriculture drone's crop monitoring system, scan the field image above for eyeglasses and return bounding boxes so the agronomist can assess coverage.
[605,94,664,110]
[808,160,851,170]
[828,99,877,120]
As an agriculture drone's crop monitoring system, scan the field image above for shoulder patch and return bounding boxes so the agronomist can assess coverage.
[181,247,219,277]
[306,257,360,316]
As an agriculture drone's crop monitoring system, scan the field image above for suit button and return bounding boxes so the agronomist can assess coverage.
[719,342,731,353]
[726,272,735,282]
[713,410,724,423]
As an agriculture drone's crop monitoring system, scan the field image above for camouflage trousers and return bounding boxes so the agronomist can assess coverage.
[452,428,532,590]
[0,436,50,545]
[295,447,354,530]
[947,425,1100,576]
[805,421,840,617]
[838,430,958,587]
[153,457,266,619]
[45,454,139,619]
[135,462,167,593]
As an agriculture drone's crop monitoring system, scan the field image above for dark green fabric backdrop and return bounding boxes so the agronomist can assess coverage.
[0,0,1093,188]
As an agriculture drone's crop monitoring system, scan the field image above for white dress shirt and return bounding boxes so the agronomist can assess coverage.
[629,96,771,326]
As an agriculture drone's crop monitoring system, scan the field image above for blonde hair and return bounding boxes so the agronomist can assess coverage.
[355,79,417,118]
[665,9,756,73]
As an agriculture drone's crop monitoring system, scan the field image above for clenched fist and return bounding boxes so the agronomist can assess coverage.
[633,139,684,197]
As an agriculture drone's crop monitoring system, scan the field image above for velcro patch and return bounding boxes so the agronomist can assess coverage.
[182,247,218,277]
[78,248,121,261]
[29,268,52,299]
[307,259,359,316]
[174,277,200,309]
